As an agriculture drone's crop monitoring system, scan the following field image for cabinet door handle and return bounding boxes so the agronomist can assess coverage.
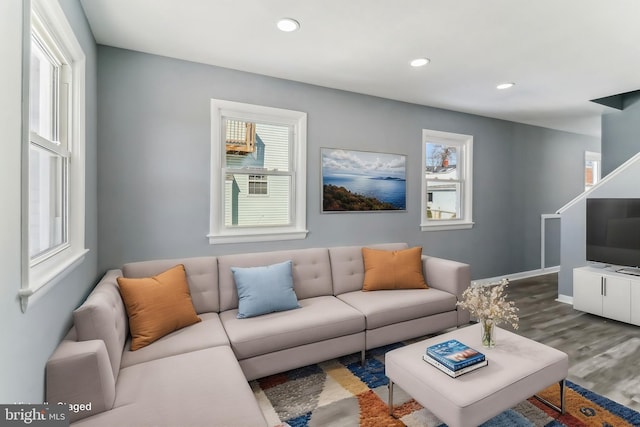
[603,277,607,297]
[601,277,604,296]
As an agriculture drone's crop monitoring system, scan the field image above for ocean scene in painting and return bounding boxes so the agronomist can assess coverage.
[322,149,406,211]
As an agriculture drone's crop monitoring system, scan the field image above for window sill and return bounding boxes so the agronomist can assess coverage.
[208,229,308,244]
[420,221,474,232]
[19,248,89,312]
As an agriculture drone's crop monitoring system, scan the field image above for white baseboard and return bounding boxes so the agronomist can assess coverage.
[476,266,560,285]
[556,294,573,305]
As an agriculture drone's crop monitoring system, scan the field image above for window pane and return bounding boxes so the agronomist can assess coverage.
[224,174,290,226]
[29,144,66,258]
[225,121,290,172]
[30,38,57,140]
[426,181,460,220]
[425,143,458,180]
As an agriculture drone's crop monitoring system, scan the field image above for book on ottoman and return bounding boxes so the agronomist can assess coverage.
[425,339,486,372]
[423,353,488,377]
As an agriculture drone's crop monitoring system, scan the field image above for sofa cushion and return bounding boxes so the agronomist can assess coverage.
[117,264,201,351]
[337,287,457,329]
[73,269,128,380]
[72,346,267,427]
[122,256,219,314]
[362,246,428,291]
[232,260,300,318]
[220,296,365,359]
[119,312,229,368]
[329,243,410,295]
[218,248,333,311]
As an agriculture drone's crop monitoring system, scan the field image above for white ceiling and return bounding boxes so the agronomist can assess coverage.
[79,0,640,137]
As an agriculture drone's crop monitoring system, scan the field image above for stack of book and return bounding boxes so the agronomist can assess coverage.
[423,339,487,378]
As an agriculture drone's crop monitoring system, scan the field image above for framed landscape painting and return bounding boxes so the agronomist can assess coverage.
[321,148,406,212]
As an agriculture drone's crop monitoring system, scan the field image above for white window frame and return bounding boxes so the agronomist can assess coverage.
[421,129,474,231]
[20,0,87,312]
[209,99,308,244]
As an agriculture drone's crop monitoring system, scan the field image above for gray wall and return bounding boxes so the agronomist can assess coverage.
[97,46,597,280]
[544,218,561,268]
[601,93,640,175]
[558,91,640,298]
[510,126,599,271]
[0,0,99,403]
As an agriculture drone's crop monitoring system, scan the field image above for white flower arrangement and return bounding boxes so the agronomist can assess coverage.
[456,278,519,330]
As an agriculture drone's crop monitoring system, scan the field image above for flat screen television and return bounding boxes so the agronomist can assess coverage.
[586,198,640,271]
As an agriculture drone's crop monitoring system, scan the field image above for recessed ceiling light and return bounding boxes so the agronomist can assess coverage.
[277,18,300,32]
[410,58,430,67]
[497,82,515,90]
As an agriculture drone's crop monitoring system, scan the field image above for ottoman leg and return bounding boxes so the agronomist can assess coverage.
[534,379,566,414]
[388,380,394,417]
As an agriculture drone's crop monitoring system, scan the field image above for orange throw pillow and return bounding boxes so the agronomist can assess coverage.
[362,247,428,291]
[117,264,201,351]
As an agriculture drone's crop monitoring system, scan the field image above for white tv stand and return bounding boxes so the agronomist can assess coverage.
[573,266,640,326]
[617,266,640,277]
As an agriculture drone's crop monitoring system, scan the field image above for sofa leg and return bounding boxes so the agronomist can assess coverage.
[361,349,366,365]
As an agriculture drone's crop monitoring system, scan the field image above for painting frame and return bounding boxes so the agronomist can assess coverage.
[321,147,407,213]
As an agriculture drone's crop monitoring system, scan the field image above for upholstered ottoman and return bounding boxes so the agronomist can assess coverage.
[385,325,568,427]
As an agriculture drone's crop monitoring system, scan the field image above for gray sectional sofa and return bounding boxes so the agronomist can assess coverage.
[46,243,470,426]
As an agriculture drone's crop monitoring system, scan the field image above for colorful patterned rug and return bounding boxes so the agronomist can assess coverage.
[251,342,640,427]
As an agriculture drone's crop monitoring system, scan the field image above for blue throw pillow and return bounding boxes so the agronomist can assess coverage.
[231,260,300,319]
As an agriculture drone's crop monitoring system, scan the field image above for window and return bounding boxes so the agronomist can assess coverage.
[421,129,473,231]
[209,99,307,244]
[29,22,69,260]
[585,151,601,191]
[20,0,87,312]
[248,175,268,195]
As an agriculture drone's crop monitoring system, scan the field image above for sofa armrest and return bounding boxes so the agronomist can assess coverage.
[46,337,116,423]
[422,255,471,325]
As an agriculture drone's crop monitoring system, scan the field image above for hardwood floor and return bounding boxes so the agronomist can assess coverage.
[503,273,640,411]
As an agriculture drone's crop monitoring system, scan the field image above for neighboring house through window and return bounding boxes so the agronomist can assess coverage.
[209,99,308,244]
[585,151,601,191]
[21,0,87,311]
[421,129,474,231]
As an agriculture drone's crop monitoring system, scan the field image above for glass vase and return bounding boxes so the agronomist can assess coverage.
[480,319,495,348]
